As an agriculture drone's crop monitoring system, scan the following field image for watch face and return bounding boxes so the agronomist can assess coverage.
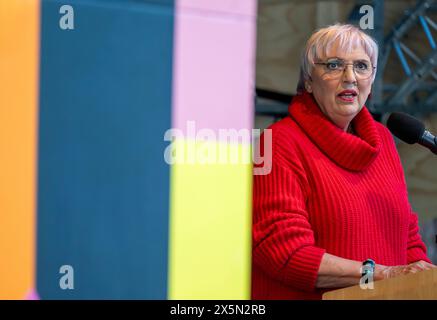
[361,259,375,278]
[363,259,375,266]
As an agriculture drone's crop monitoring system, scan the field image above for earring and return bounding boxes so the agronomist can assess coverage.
[305,84,312,93]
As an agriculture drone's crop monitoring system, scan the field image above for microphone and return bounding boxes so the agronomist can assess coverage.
[387,112,437,155]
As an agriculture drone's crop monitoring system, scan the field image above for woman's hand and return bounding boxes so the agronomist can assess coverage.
[315,253,436,289]
[375,260,436,280]
[405,260,436,273]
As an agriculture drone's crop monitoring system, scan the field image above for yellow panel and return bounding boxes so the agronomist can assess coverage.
[0,0,39,299]
[168,139,252,299]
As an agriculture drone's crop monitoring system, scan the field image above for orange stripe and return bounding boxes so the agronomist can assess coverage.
[0,0,39,299]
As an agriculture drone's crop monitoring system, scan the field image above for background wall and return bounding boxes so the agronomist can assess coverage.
[0,0,257,299]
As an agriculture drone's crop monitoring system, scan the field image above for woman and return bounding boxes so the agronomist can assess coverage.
[252,24,435,300]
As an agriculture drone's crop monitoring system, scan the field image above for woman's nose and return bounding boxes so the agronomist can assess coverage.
[342,65,357,83]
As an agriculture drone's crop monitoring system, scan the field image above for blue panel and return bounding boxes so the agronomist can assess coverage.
[37,0,174,299]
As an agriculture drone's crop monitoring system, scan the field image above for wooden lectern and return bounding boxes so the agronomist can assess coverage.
[323,269,437,300]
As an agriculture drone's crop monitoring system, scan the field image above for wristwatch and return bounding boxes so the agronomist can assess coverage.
[361,259,376,282]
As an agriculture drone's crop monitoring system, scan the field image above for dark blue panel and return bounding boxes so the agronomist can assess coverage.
[37,0,174,299]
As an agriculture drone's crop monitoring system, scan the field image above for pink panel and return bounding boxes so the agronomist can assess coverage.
[25,288,40,300]
[179,0,257,17]
[172,1,257,135]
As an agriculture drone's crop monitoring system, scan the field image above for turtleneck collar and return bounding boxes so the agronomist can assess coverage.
[288,92,382,171]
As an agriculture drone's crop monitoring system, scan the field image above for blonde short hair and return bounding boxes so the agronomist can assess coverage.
[296,23,379,93]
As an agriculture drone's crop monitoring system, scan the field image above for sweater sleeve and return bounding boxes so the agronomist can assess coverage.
[406,211,431,264]
[252,129,326,292]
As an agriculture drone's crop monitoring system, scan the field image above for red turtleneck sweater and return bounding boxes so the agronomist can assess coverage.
[252,92,431,300]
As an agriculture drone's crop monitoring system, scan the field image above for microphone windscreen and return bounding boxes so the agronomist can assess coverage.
[386,112,425,144]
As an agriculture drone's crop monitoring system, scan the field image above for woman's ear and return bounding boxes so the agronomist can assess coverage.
[305,80,312,93]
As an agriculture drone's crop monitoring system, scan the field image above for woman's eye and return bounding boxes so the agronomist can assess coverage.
[327,62,340,70]
[356,62,368,70]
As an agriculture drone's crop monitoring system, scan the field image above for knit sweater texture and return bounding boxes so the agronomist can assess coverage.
[252,92,431,300]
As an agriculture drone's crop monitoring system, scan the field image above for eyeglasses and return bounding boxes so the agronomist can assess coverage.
[314,58,376,80]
